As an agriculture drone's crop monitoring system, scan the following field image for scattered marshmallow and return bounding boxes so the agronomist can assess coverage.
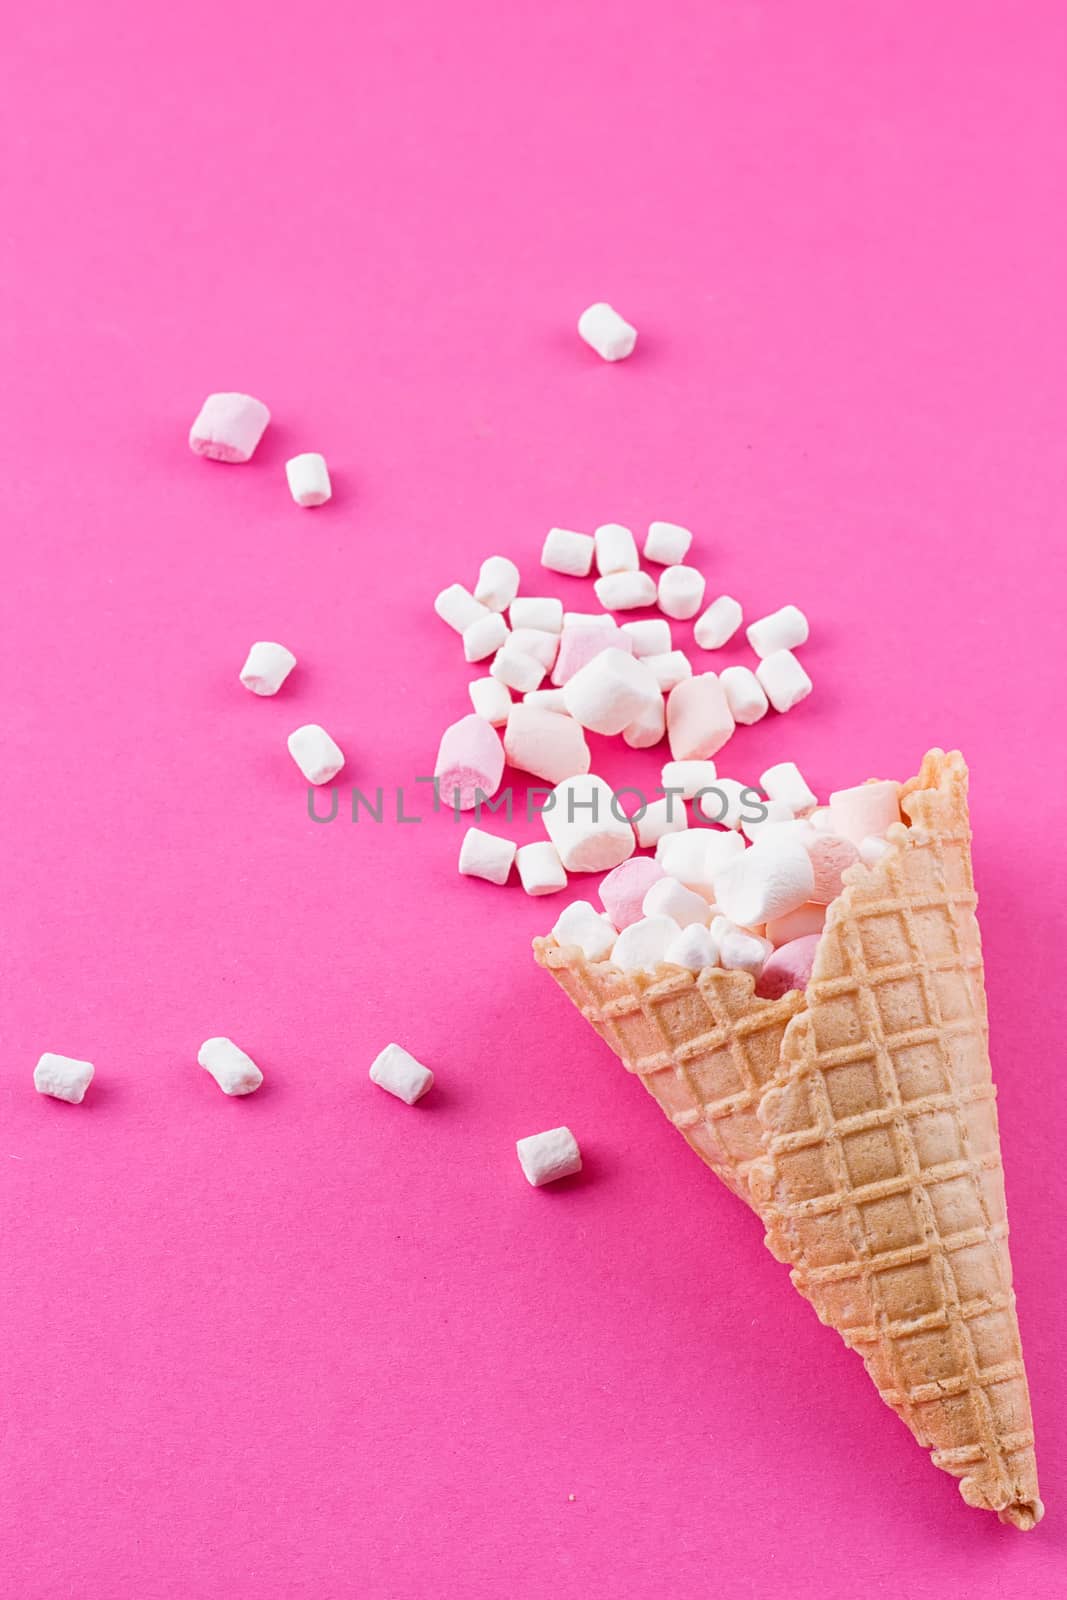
[806,833,860,903]
[634,795,688,850]
[509,627,559,671]
[656,828,745,897]
[459,827,516,884]
[563,649,660,736]
[504,703,590,785]
[643,876,709,927]
[611,915,679,974]
[511,597,563,633]
[741,806,806,844]
[435,583,489,633]
[756,649,812,713]
[491,644,546,694]
[543,775,635,872]
[622,695,666,749]
[713,919,773,979]
[810,807,834,832]
[517,1126,582,1186]
[696,778,765,831]
[463,611,509,663]
[766,902,827,947]
[761,761,816,814]
[666,674,735,760]
[542,526,595,576]
[198,1037,264,1096]
[664,922,718,973]
[563,611,615,630]
[288,724,344,785]
[370,1043,434,1104]
[661,759,717,800]
[33,1051,94,1105]
[644,521,692,565]
[552,624,631,686]
[746,605,809,659]
[474,555,520,613]
[643,650,692,692]
[285,452,331,507]
[719,665,769,725]
[829,780,902,845]
[594,571,658,610]
[594,523,640,575]
[694,596,743,650]
[469,676,513,726]
[524,687,568,711]
[189,393,270,463]
[755,934,821,1000]
[552,899,617,960]
[435,714,505,810]
[714,836,815,927]
[577,302,637,362]
[860,834,891,866]
[239,641,296,697]
[516,841,568,896]
[621,618,672,657]
[657,565,706,621]
[600,857,664,930]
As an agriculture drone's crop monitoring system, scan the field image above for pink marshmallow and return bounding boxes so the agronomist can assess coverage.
[805,833,861,903]
[434,714,505,811]
[551,624,632,686]
[755,934,822,1000]
[189,393,270,463]
[666,673,735,761]
[599,856,666,930]
[765,902,826,947]
[828,780,902,845]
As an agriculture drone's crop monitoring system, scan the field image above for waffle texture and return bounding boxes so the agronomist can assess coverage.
[533,749,1041,1528]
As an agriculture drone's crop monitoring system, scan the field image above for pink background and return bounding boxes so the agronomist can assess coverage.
[2,3,1064,1595]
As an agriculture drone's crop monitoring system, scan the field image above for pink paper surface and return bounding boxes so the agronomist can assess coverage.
[2,4,1065,1595]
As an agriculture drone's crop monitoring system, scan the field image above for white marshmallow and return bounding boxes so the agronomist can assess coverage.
[468,676,513,726]
[198,1037,264,1096]
[712,919,773,978]
[33,1051,94,1104]
[458,827,517,884]
[563,611,615,630]
[622,695,666,749]
[288,724,344,784]
[829,780,902,845]
[694,595,743,650]
[664,923,718,973]
[516,1126,582,1186]
[643,876,709,927]
[661,759,717,800]
[643,650,692,692]
[666,674,735,760]
[696,778,765,831]
[657,565,706,621]
[761,761,817,814]
[720,665,769,725]
[285,452,331,507]
[542,526,595,576]
[756,650,812,713]
[543,775,635,873]
[594,571,658,610]
[655,828,745,897]
[463,611,509,662]
[644,521,693,565]
[552,900,617,960]
[713,837,816,927]
[491,644,546,694]
[621,618,672,657]
[611,915,680,974]
[741,802,802,842]
[810,807,834,832]
[435,583,489,634]
[577,302,637,361]
[504,703,590,784]
[594,523,640,575]
[562,649,660,736]
[370,1043,434,1105]
[189,393,270,463]
[633,795,688,850]
[860,834,891,866]
[508,627,559,671]
[516,841,568,896]
[746,605,810,658]
[474,555,520,612]
[510,597,563,633]
[523,687,568,711]
[239,641,296,696]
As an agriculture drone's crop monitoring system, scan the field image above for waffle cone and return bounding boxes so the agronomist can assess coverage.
[533,749,1041,1528]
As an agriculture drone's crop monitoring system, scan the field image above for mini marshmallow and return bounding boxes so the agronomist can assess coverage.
[288,724,345,785]
[508,627,559,671]
[696,778,766,831]
[594,571,658,610]
[644,521,693,565]
[594,523,640,575]
[491,644,546,694]
[622,695,666,749]
[746,605,810,659]
[370,1043,434,1105]
[756,649,812,713]
[755,934,821,1000]
[806,833,861,903]
[543,775,635,873]
[633,795,688,850]
[563,649,660,736]
[33,1051,94,1104]
[667,674,735,760]
[542,526,595,577]
[198,1037,263,1096]
[621,618,672,656]
[463,611,509,662]
[656,828,745,897]
[661,759,717,800]
[504,703,590,785]
[829,780,902,845]
[761,761,817,814]
[714,837,816,927]
[435,583,489,633]
[285,452,331,507]
[860,834,891,866]
[563,611,615,630]
[551,624,631,686]
[511,597,564,633]
[516,841,568,896]
[435,714,505,810]
[712,919,773,979]
[657,565,706,621]
[240,641,296,696]
[524,687,568,711]
[741,804,806,842]
[719,665,769,726]
[599,857,664,930]
[468,675,513,726]
[643,650,692,692]
[189,393,270,463]
[664,923,718,973]
[611,915,680,975]
[458,827,516,884]
[765,902,827,947]
[552,899,617,960]
[474,555,520,613]
[517,1126,582,1186]
[577,302,637,362]
[643,876,709,928]
[694,595,743,650]
[810,807,834,832]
